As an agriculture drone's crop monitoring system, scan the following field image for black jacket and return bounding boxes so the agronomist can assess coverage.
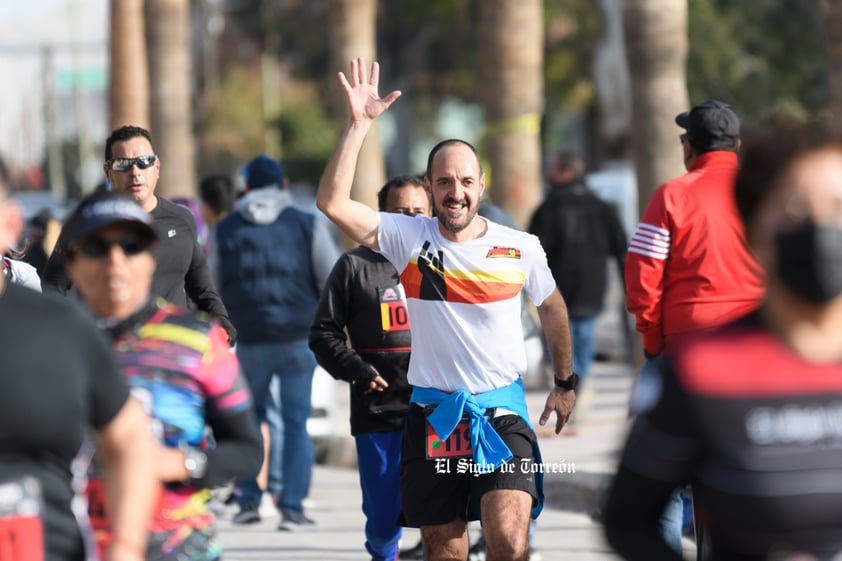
[528,181,627,318]
[309,247,412,435]
[42,196,235,342]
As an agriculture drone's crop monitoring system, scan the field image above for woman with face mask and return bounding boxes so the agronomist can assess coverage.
[602,117,842,561]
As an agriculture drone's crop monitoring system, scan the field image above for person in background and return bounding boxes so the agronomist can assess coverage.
[217,154,340,530]
[318,56,575,561]
[198,174,237,283]
[62,190,262,561]
[528,151,627,394]
[172,197,209,249]
[604,115,842,561]
[309,175,430,561]
[623,99,764,552]
[0,157,158,561]
[21,208,54,275]
[42,125,237,346]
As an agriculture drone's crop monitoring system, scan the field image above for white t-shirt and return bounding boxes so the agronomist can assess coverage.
[377,213,555,393]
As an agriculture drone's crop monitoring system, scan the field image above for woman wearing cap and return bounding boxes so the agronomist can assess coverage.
[62,190,262,561]
[0,175,159,561]
[604,117,842,559]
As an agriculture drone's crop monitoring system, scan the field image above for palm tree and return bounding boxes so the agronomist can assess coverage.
[820,0,842,118]
[145,0,196,200]
[326,0,385,221]
[623,0,689,214]
[109,0,149,131]
[478,0,544,230]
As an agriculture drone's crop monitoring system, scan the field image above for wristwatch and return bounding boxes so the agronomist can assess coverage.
[554,373,580,391]
[183,447,208,480]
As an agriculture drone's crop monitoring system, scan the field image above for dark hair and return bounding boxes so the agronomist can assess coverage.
[104,125,154,161]
[555,150,586,181]
[376,175,427,212]
[425,139,483,182]
[689,135,740,155]
[199,174,237,215]
[735,116,842,231]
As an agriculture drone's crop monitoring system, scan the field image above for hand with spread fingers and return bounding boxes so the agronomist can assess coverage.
[337,56,402,126]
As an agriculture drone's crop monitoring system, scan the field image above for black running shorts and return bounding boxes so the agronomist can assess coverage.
[399,404,538,527]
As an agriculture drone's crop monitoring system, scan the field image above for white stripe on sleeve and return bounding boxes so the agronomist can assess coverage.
[628,223,671,260]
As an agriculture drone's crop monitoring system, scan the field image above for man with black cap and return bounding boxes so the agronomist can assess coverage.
[623,100,765,551]
[216,154,339,529]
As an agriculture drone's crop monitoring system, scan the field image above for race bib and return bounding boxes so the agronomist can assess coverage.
[0,477,44,561]
[379,285,410,332]
[426,419,473,459]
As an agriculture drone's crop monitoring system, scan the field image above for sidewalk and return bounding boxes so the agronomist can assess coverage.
[215,358,634,561]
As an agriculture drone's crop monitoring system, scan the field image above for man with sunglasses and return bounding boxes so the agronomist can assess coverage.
[42,125,237,345]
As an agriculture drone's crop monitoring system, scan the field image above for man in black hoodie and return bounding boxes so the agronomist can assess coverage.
[42,125,236,344]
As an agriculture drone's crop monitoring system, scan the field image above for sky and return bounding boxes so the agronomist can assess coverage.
[0,1,107,173]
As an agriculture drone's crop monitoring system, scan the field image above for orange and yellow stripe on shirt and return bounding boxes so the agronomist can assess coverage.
[401,258,525,304]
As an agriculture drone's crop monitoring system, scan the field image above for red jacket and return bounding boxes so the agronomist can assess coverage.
[625,151,764,355]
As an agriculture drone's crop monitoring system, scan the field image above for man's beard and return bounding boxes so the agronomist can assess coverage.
[437,197,477,233]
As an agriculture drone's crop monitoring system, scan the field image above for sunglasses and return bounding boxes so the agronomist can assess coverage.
[74,235,152,259]
[679,134,689,145]
[106,155,158,172]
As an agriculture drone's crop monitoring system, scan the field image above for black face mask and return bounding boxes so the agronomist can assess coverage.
[775,223,842,304]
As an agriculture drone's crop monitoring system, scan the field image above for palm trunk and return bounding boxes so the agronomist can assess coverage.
[145,0,196,200]
[478,0,544,230]
[820,0,842,117]
[327,0,385,223]
[109,0,149,130]
[623,0,689,215]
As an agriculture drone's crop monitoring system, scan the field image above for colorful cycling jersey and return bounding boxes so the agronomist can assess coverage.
[377,213,556,393]
[88,299,251,540]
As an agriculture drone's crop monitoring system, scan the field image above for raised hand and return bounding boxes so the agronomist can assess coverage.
[338,56,402,125]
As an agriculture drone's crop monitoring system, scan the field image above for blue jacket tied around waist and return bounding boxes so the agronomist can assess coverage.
[410,380,544,517]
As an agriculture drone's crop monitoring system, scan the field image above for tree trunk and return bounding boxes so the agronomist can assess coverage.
[326,0,385,224]
[478,0,544,230]
[145,0,196,200]
[820,0,842,118]
[109,0,149,131]
[623,0,689,216]
[593,0,632,162]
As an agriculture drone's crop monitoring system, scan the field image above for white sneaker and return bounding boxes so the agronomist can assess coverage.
[258,493,279,519]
